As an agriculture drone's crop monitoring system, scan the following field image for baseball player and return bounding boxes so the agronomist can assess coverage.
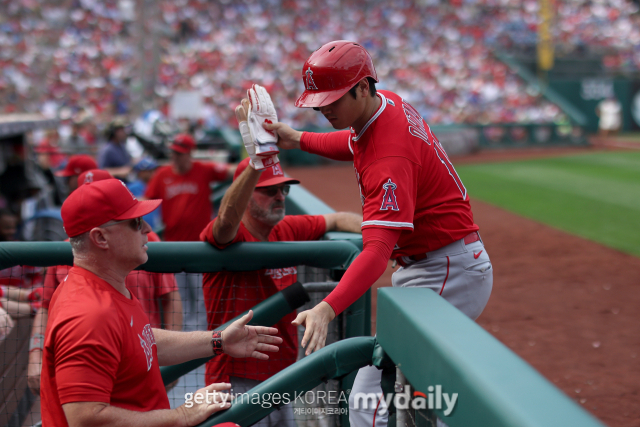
[27,170,183,397]
[263,40,493,426]
[200,89,362,427]
[144,133,236,332]
[40,179,282,426]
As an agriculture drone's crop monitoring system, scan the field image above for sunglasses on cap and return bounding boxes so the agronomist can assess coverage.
[256,185,290,197]
[101,217,143,231]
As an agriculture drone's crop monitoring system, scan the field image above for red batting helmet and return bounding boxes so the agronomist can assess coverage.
[295,40,378,108]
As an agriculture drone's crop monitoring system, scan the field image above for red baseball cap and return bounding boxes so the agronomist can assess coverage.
[169,134,196,154]
[62,179,161,238]
[234,158,300,188]
[77,169,113,185]
[55,155,98,177]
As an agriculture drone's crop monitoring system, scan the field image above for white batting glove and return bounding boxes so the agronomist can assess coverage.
[236,99,279,171]
[247,84,280,157]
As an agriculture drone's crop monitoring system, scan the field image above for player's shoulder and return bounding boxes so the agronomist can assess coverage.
[372,91,432,160]
[52,276,120,329]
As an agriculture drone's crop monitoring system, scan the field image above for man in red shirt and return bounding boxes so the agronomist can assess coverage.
[200,155,362,427]
[28,170,183,396]
[265,40,494,426]
[41,179,283,427]
[145,133,236,332]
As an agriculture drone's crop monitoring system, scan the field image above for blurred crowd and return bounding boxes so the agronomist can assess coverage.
[1,0,639,129]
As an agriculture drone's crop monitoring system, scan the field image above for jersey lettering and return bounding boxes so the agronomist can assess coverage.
[380,179,400,211]
[433,138,467,199]
[166,182,198,199]
[138,324,156,371]
[402,98,467,200]
[402,100,431,145]
[304,68,318,90]
[264,267,297,280]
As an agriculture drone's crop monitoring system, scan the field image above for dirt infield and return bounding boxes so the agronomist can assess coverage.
[287,153,640,427]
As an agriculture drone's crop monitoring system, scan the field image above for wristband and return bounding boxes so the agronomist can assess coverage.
[211,330,224,356]
[29,333,45,352]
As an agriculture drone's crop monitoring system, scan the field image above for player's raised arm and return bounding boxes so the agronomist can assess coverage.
[213,96,269,245]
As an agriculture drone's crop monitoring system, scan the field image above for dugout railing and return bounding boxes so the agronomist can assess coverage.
[0,239,366,427]
[200,287,606,427]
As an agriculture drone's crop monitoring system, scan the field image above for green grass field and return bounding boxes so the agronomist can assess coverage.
[456,151,640,257]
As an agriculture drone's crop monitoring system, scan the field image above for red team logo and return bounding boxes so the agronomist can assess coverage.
[271,164,284,176]
[138,324,156,371]
[304,67,318,90]
[380,179,400,211]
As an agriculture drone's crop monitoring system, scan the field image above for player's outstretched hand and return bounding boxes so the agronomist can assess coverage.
[177,382,232,426]
[263,121,303,151]
[222,310,283,359]
[247,84,279,157]
[235,99,279,170]
[292,302,336,356]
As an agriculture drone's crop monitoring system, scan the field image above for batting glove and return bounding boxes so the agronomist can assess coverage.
[247,84,280,157]
[236,99,279,170]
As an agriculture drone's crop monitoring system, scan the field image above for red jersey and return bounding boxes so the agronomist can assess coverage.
[199,215,326,383]
[144,161,229,241]
[40,267,169,426]
[301,90,478,256]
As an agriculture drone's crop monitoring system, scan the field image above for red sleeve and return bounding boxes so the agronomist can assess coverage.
[54,306,122,404]
[275,215,327,241]
[323,227,400,315]
[206,162,230,182]
[360,157,417,232]
[157,273,178,296]
[144,169,163,200]
[300,131,354,162]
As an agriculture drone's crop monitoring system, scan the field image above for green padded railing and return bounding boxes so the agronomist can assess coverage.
[199,336,376,427]
[376,288,605,427]
[0,241,360,272]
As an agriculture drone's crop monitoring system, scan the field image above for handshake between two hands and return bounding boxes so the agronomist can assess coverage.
[236,84,280,170]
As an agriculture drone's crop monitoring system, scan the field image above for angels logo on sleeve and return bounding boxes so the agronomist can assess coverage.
[380,179,400,211]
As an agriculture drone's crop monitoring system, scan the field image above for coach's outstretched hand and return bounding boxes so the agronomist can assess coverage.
[263,121,303,151]
[292,302,336,356]
[222,310,283,360]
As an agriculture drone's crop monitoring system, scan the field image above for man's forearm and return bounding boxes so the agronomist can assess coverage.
[153,329,213,366]
[323,212,363,234]
[212,166,262,244]
[63,401,187,427]
[2,298,32,318]
[334,212,363,234]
